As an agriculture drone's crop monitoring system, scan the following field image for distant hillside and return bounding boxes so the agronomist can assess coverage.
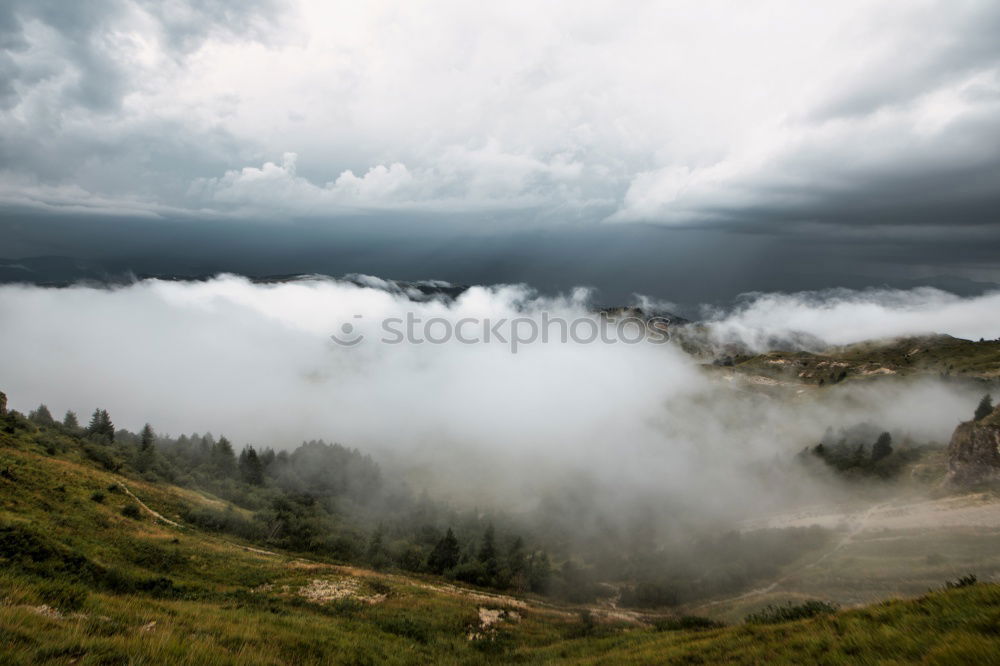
[714,335,1000,387]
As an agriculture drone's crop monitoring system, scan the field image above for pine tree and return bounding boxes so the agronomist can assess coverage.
[478,523,500,583]
[212,436,237,477]
[258,447,276,472]
[62,410,79,429]
[872,432,893,462]
[28,404,54,425]
[478,524,497,563]
[428,528,461,574]
[239,445,265,486]
[507,536,527,591]
[366,526,388,569]
[137,424,157,474]
[975,394,994,421]
[140,424,155,450]
[527,551,551,593]
[86,409,114,442]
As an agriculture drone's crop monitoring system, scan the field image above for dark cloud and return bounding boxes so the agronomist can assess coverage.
[1,211,997,307]
[0,0,999,259]
[0,0,285,111]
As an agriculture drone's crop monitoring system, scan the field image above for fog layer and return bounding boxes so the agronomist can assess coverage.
[0,276,989,518]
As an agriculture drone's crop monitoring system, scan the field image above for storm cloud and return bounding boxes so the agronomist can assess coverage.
[1,0,999,234]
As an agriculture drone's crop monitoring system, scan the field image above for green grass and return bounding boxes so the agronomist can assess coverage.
[731,335,1000,385]
[4,417,1000,663]
[529,583,1000,664]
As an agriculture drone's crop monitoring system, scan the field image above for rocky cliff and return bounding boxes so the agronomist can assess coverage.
[947,405,1000,485]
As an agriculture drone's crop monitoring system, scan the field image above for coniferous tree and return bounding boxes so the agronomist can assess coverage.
[239,445,265,486]
[507,536,527,591]
[527,551,552,593]
[86,409,114,442]
[428,528,461,574]
[197,435,212,467]
[478,524,500,583]
[872,432,893,462]
[478,524,497,563]
[212,436,237,477]
[137,424,157,473]
[258,447,276,473]
[975,394,994,421]
[28,404,54,425]
[366,526,389,569]
[62,410,79,429]
[140,424,155,450]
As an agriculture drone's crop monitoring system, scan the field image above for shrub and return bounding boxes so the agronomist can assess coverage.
[82,444,121,472]
[653,615,725,631]
[946,574,978,589]
[121,504,143,520]
[129,541,187,573]
[100,567,180,598]
[180,505,265,541]
[745,600,839,624]
[90,491,105,503]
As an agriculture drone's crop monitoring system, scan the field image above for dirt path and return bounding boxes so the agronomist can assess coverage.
[114,482,181,527]
[698,500,895,610]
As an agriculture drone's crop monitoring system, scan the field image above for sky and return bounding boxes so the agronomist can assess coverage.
[1,0,999,299]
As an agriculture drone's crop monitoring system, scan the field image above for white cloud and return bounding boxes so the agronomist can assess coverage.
[1,0,998,226]
[190,145,598,216]
[704,287,1000,351]
[0,276,987,511]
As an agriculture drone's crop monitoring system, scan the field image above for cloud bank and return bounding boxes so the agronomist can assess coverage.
[704,287,1000,351]
[0,277,989,518]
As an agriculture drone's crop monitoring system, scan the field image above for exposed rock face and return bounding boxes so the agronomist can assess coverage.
[947,405,1000,485]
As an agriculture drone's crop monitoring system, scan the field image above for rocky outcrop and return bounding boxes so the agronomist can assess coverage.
[0,391,6,416]
[947,405,1000,485]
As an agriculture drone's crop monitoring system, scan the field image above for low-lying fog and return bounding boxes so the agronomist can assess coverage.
[1,276,996,523]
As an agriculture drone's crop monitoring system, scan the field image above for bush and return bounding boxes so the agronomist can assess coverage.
[181,505,265,541]
[946,574,977,589]
[82,444,121,472]
[100,567,180,598]
[129,541,187,573]
[121,504,143,520]
[90,491,105,503]
[0,524,98,582]
[745,600,839,625]
[653,615,724,631]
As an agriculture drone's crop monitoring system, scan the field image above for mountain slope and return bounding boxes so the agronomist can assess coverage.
[3,408,1000,664]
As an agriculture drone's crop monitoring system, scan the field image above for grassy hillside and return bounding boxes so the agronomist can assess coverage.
[725,335,1000,386]
[3,411,1000,664]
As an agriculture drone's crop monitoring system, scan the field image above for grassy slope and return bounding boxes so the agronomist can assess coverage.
[730,335,1000,385]
[3,423,1000,664]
